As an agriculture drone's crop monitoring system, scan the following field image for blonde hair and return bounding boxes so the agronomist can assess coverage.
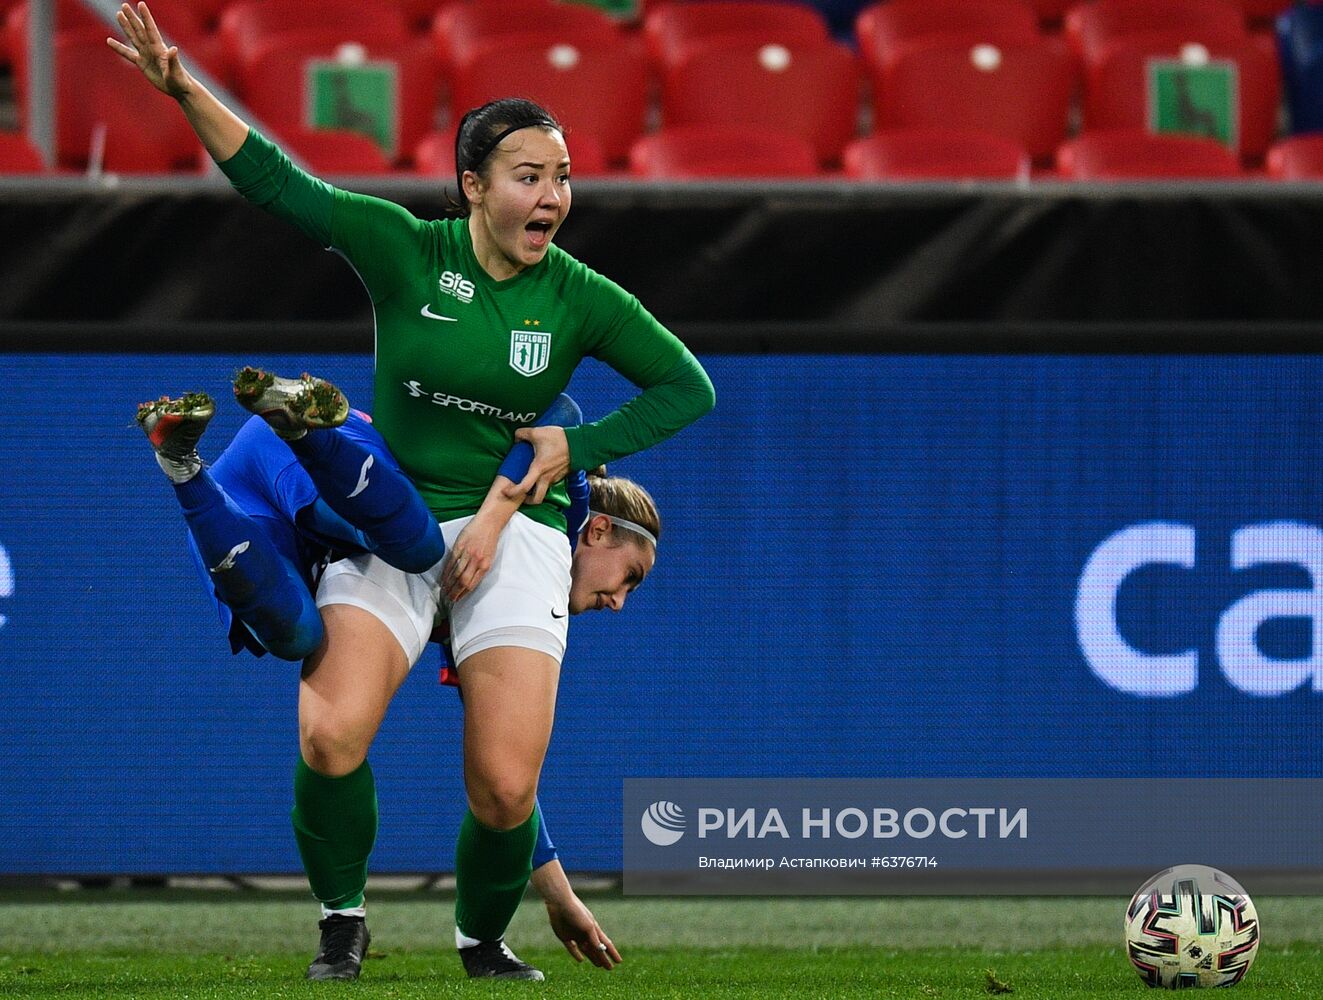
[586,470,660,547]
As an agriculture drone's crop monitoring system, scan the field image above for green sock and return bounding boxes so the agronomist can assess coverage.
[454,807,539,942]
[291,756,378,910]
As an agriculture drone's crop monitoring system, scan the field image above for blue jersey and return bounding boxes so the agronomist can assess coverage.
[190,411,589,657]
[187,411,403,655]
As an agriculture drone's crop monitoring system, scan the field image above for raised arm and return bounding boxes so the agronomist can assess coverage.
[107,1,331,245]
[109,2,422,301]
[106,2,248,162]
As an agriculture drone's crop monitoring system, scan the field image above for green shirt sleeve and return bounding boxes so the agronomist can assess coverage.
[217,129,428,304]
[564,269,716,471]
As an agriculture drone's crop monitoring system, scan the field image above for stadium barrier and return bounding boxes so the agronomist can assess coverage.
[2,181,1323,326]
[1,347,1321,877]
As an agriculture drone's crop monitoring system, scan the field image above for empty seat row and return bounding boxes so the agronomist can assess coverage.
[0,31,1285,173]
[12,121,1323,181]
[0,0,1302,172]
[1,0,1296,77]
[628,127,1323,179]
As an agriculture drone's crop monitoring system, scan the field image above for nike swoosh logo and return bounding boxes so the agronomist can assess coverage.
[348,454,374,498]
[420,304,458,322]
[551,609,568,619]
[210,540,250,574]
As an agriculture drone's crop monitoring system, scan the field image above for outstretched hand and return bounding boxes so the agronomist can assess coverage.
[106,2,193,99]
[503,425,571,505]
[545,895,622,970]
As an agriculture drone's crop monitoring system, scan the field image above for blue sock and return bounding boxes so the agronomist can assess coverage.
[287,429,443,572]
[531,798,558,870]
[497,393,583,485]
[176,469,322,661]
[497,394,589,548]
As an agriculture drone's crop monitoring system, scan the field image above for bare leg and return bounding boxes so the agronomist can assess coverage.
[460,646,560,826]
[292,604,410,916]
[298,603,411,776]
[454,646,559,945]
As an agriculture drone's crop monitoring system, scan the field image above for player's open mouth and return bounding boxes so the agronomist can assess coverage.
[525,221,553,248]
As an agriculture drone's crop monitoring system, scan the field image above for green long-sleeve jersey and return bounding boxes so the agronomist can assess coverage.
[219,130,715,532]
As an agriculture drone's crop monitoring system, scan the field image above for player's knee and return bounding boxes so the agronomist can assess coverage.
[468,779,537,831]
[300,716,370,777]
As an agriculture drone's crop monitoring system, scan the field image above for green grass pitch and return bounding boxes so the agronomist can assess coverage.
[2,890,1322,998]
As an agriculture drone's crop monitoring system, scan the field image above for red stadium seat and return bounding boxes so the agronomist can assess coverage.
[1064,0,1246,61]
[138,0,234,83]
[1081,35,1281,159]
[280,126,394,174]
[855,0,1040,72]
[1025,0,1074,25]
[870,37,1076,161]
[398,0,450,33]
[0,131,45,172]
[142,0,217,35]
[413,129,457,176]
[1266,134,1323,179]
[1057,128,1243,177]
[560,130,610,176]
[661,38,861,164]
[413,127,609,177]
[52,36,204,172]
[8,0,230,100]
[6,1,194,116]
[432,0,620,70]
[4,2,93,105]
[165,0,231,31]
[644,1,831,67]
[237,34,439,165]
[629,125,821,177]
[6,0,102,43]
[1237,0,1291,22]
[448,36,646,166]
[843,128,1031,179]
[219,0,409,64]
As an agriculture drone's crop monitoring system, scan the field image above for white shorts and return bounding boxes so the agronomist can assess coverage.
[316,512,572,667]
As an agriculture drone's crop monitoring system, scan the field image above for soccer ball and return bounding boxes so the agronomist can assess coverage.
[1124,864,1260,988]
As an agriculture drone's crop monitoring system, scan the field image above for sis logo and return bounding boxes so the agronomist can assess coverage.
[439,270,475,304]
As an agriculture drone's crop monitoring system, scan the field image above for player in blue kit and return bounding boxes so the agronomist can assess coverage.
[141,383,588,663]
[136,379,627,979]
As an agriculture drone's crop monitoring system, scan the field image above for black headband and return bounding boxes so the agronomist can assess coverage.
[458,116,561,185]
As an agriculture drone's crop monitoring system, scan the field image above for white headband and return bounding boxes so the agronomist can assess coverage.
[589,509,658,550]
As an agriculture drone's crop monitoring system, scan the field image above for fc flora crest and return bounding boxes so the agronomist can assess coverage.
[509,330,551,377]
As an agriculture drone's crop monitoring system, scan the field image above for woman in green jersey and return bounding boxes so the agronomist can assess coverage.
[110,2,714,982]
